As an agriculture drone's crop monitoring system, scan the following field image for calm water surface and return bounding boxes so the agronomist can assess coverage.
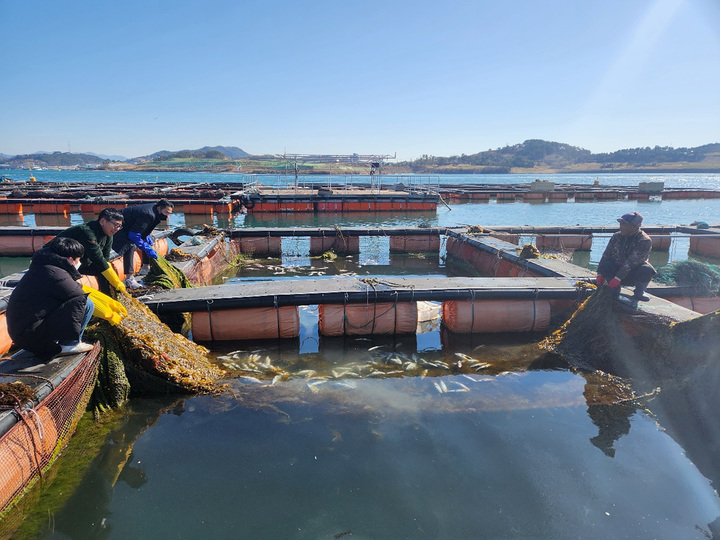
[2,172,720,539]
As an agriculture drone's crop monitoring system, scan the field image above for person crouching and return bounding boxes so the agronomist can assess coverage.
[596,211,657,303]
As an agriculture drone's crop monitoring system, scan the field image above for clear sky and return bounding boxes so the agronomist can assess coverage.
[1,0,719,161]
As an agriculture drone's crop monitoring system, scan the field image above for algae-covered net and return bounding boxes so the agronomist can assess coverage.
[111,293,222,394]
[654,259,720,296]
[144,255,193,290]
[541,285,720,380]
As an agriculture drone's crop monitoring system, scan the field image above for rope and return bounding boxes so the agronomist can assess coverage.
[274,296,280,339]
[206,299,215,342]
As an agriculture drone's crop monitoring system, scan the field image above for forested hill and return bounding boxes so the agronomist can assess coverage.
[405,140,720,174]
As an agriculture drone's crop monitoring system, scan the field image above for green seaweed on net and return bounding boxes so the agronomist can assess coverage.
[110,293,223,394]
[654,259,720,295]
[85,323,131,417]
[144,255,193,290]
[142,254,193,334]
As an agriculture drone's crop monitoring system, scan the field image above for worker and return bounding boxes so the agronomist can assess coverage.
[6,237,126,358]
[596,211,656,304]
[111,199,174,289]
[57,207,126,294]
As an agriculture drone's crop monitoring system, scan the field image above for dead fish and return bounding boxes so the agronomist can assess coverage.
[433,381,445,394]
[404,362,418,372]
[386,356,403,366]
[447,381,470,392]
[238,376,263,385]
[455,352,476,362]
[368,345,385,352]
[270,374,283,386]
[472,363,491,371]
[296,369,317,378]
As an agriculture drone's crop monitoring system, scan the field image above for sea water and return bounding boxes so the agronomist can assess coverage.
[2,172,720,539]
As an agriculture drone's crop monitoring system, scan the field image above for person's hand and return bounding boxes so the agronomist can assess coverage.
[596,275,605,286]
[608,277,621,289]
[145,247,158,259]
[108,312,124,326]
[145,235,154,246]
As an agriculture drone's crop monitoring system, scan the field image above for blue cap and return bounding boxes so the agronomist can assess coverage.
[618,211,643,228]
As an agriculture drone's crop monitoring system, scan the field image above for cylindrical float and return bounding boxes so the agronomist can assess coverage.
[318,302,418,336]
[442,299,551,333]
[309,235,359,255]
[192,306,300,341]
[689,236,720,258]
[536,235,592,251]
[389,235,440,254]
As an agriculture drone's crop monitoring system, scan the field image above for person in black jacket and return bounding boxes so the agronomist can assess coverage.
[111,199,173,289]
[6,237,96,358]
[57,207,126,294]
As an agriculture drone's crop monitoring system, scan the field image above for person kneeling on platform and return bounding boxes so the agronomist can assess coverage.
[596,211,657,305]
[6,237,128,359]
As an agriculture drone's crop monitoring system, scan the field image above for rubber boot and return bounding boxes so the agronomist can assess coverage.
[633,281,651,302]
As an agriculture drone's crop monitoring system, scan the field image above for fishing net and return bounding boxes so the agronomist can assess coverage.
[654,259,720,295]
[106,293,222,395]
[144,255,194,290]
[90,256,222,411]
[541,285,720,381]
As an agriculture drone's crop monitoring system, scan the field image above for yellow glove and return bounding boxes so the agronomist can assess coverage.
[101,267,126,293]
[83,286,128,321]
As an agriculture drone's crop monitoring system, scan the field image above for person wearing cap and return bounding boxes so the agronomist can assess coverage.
[56,207,126,294]
[111,199,174,289]
[596,211,656,303]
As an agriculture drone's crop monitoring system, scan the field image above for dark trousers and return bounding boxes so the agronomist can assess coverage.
[13,296,90,357]
[597,260,656,293]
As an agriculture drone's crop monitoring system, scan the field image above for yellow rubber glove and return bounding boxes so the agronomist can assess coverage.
[101,267,126,293]
[82,286,128,319]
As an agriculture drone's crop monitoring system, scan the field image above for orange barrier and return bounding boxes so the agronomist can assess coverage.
[33,202,70,214]
[548,192,569,201]
[0,202,23,215]
[154,237,169,257]
[0,235,55,256]
[278,202,314,212]
[389,235,440,253]
[649,234,671,251]
[665,296,720,315]
[689,236,720,258]
[0,313,12,355]
[183,243,225,286]
[309,235,360,255]
[442,299,550,333]
[109,251,141,281]
[316,201,343,212]
[191,306,299,341]
[318,302,418,336]
[536,235,592,251]
[0,346,100,516]
[0,405,59,514]
[237,236,282,257]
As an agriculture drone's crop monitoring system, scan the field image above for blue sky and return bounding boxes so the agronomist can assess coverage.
[1,0,718,160]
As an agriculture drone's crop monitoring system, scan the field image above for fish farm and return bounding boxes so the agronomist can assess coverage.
[1,173,720,539]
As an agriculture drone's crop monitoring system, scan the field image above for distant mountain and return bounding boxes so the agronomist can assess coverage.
[196,146,249,159]
[2,152,106,167]
[85,152,128,161]
[0,153,15,160]
[406,140,720,173]
[130,146,249,163]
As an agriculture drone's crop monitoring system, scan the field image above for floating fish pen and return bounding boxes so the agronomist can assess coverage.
[0,344,101,517]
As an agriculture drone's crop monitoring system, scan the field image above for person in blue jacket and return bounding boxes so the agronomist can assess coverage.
[112,199,174,288]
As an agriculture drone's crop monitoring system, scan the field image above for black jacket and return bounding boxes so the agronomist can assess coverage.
[112,202,166,251]
[6,247,86,341]
[58,219,113,273]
